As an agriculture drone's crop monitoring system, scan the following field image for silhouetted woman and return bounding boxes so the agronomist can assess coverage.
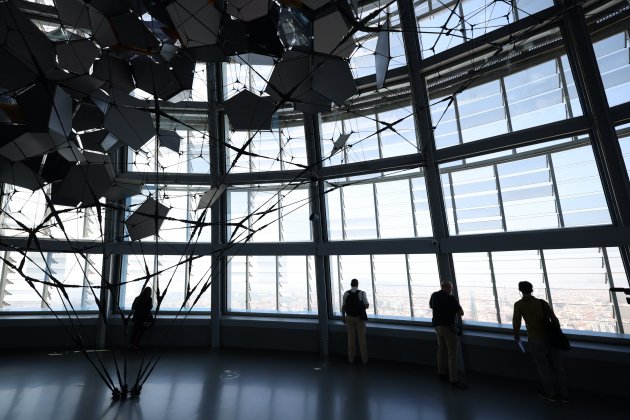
[131,287,153,349]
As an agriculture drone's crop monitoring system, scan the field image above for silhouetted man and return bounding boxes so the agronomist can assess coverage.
[430,281,466,389]
[342,278,369,365]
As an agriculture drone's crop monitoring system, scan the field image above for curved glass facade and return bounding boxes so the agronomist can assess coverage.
[1,0,630,340]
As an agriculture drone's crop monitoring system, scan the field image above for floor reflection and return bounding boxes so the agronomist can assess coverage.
[0,349,626,420]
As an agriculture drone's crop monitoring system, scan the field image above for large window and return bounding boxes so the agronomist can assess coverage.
[120,254,211,312]
[417,0,554,59]
[326,173,432,240]
[330,254,440,320]
[0,186,104,241]
[453,248,624,334]
[440,139,611,235]
[0,251,101,312]
[125,185,213,243]
[127,129,211,174]
[428,32,582,149]
[227,255,316,314]
[593,29,630,107]
[228,185,311,243]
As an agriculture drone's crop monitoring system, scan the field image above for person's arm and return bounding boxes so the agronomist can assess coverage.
[341,292,347,323]
[429,293,434,309]
[513,303,522,340]
[457,305,464,317]
[361,291,369,309]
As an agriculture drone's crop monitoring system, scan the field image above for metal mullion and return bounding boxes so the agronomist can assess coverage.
[539,249,554,307]
[547,154,565,228]
[409,178,419,237]
[448,172,459,235]
[601,247,625,334]
[556,0,630,288]
[370,254,378,316]
[304,113,330,359]
[487,252,502,324]
[499,77,514,136]
[458,1,468,43]
[208,60,225,348]
[337,256,343,312]
[275,255,280,311]
[245,255,250,311]
[0,251,10,308]
[405,254,415,318]
[41,252,54,309]
[511,0,520,21]
[373,183,381,239]
[339,187,348,240]
[452,96,465,147]
[376,112,384,162]
[398,0,457,288]
[493,165,508,232]
[278,193,283,242]
[306,256,311,313]
[556,56,575,118]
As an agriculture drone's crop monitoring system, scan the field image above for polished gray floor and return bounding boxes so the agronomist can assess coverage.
[0,348,625,420]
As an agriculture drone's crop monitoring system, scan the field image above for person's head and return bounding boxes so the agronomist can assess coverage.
[518,281,533,295]
[350,278,358,288]
[440,281,453,295]
[142,287,152,297]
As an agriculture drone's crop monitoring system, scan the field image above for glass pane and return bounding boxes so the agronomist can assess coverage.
[121,254,155,310]
[0,186,104,240]
[616,123,630,178]
[278,256,316,314]
[127,130,212,174]
[0,251,100,311]
[227,255,316,314]
[440,139,611,235]
[373,254,411,317]
[378,105,418,158]
[551,147,611,227]
[408,254,440,319]
[331,255,374,316]
[492,250,544,326]
[417,0,553,59]
[544,248,618,333]
[593,31,630,107]
[188,255,212,310]
[376,180,414,238]
[428,29,580,149]
[342,184,377,239]
[606,247,629,334]
[453,253,498,324]
[449,166,503,234]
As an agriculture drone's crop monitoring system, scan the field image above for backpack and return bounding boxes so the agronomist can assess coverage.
[345,290,365,318]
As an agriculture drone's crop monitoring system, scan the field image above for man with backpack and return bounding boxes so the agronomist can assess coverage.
[341,278,370,365]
